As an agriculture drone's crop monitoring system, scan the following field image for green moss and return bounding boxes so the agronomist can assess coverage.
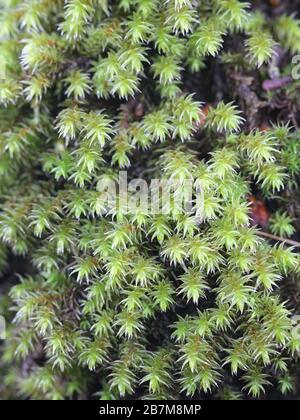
[0,0,300,400]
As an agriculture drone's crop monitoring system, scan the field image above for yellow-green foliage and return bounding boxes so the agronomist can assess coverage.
[0,0,300,400]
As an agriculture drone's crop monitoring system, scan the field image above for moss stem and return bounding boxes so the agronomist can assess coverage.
[257,231,300,248]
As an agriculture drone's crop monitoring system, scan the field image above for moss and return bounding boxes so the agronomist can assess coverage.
[0,0,300,400]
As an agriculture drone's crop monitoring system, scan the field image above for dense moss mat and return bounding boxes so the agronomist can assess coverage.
[1,0,300,400]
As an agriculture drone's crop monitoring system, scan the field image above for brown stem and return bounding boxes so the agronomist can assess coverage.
[262,76,293,91]
[257,231,300,248]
